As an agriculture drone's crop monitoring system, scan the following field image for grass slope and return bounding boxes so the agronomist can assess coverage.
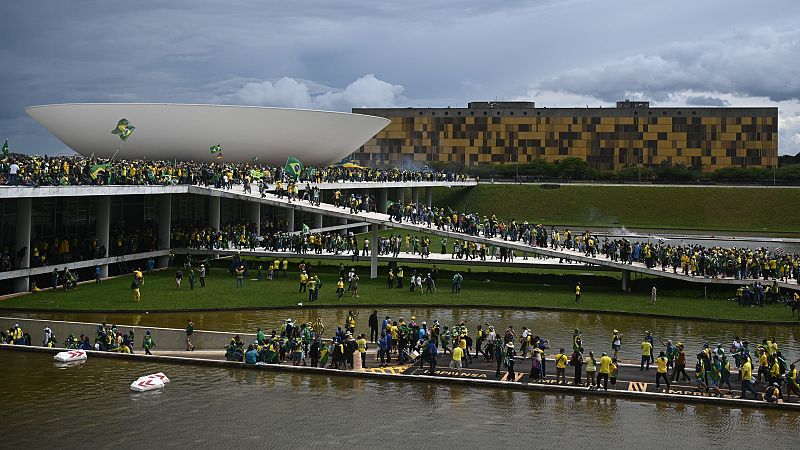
[1,267,793,322]
[432,185,800,233]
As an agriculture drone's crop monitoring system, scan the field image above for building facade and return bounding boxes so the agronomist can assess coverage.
[352,101,778,171]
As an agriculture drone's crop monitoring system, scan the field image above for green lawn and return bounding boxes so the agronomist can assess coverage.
[2,265,795,322]
[432,184,800,234]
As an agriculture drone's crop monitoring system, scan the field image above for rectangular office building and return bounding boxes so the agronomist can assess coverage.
[352,101,778,171]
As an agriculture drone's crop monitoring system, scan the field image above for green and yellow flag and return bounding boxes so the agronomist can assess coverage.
[111,119,135,141]
[1,139,8,157]
[90,163,111,179]
[250,169,264,179]
[285,156,303,179]
[210,144,222,154]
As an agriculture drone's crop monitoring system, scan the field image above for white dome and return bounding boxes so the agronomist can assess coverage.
[25,103,389,165]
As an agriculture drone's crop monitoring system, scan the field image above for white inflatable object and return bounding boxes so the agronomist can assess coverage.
[53,350,87,363]
[140,372,170,384]
[130,377,165,392]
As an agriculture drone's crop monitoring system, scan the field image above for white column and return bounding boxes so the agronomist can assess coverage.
[13,198,31,293]
[248,202,261,235]
[209,196,221,230]
[412,187,420,205]
[425,186,433,207]
[96,196,110,277]
[157,194,172,268]
[622,270,630,292]
[370,224,379,279]
[314,213,323,229]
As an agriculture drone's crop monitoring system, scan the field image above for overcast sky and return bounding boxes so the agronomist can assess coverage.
[2,0,799,155]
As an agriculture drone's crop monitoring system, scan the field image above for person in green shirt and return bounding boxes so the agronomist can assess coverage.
[185,320,195,351]
[142,330,156,355]
[256,328,266,343]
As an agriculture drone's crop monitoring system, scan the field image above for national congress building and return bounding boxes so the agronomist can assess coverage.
[352,101,778,172]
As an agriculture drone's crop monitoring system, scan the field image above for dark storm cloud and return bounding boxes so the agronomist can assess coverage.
[685,96,728,107]
[537,27,800,103]
[1,0,798,154]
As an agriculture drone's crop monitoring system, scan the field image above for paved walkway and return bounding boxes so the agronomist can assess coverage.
[151,346,782,402]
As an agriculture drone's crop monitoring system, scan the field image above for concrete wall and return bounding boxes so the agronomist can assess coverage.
[0,317,255,351]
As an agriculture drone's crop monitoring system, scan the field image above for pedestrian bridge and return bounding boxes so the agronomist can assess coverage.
[196,185,799,291]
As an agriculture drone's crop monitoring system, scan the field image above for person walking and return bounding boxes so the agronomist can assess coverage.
[611,330,623,360]
[651,286,657,305]
[506,342,517,381]
[368,310,379,343]
[672,342,691,382]
[741,357,759,400]
[175,268,183,290]
[131,277,141,303]
[142,330,156,355]
[574,282,581,303]
[185,320,195,351]
[427,339,438,374]
[641,337,653,370]
[199,264,206,287]
[655,351,671,391]
[188,268,196,290]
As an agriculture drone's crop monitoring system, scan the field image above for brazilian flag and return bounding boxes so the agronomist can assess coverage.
[250,169,264,179]
[1,139,8,157]
[111,119,135,141]
[210,144,222,154]
[319,346,329,366]
[285,156,303,179]
[90,163,111,180]
[302,223,310,234]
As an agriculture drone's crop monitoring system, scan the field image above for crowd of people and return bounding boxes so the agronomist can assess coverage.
[0,154,466,187]
[197,316,800,403]
[7,314,799,403]
[382,201,800,287]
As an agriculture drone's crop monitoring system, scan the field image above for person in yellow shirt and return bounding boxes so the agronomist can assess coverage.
[356,334,368,369]
[655,351,670,390]
[786,363,800,401]
[299,271,308,293]
[336,278,345,300]
[554,348,569,384]
[741,357,758,400]
[449,343,464,373]
[597,352,612,391]
[641,339,653,371]
[574,282,581,304]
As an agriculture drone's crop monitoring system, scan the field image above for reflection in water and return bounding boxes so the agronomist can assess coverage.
[3,351,800,448]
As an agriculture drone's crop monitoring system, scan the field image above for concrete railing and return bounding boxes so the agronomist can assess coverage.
[0,316,255,351]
